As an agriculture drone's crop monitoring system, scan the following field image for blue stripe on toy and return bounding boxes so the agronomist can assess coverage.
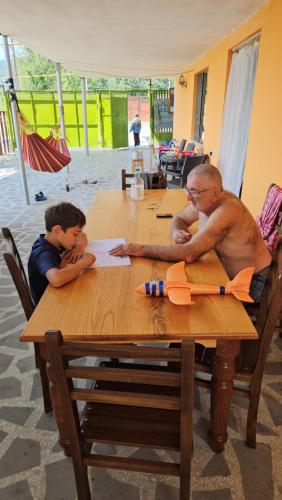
[152,282,156,296]
[145,282,150,295]
[159,280,164,297]
[219,286,225,295]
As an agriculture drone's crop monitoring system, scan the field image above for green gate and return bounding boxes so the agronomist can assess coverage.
[110,91,128,149]
[5,88,172,149]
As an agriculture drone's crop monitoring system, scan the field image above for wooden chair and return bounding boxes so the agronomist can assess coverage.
[45,331,195,500]
[165,155,209,189]
[2,227,52,413]
[121,169,134,190]
[194,238,282,448]
[121,169,167,190]
[247,184,282,334]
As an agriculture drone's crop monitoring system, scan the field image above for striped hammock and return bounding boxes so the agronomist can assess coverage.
[19,114,71,173]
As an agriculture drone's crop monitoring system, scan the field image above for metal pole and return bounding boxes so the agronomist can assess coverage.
[10,38,19,90]
[81,77,89,156]
[148,78,154,169]
[55,62,69,173]
[2,35,30,205]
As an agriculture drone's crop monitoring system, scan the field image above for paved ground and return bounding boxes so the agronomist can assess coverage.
[0,147,281,500]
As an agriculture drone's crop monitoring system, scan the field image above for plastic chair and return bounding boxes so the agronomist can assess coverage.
[165,155,209,189]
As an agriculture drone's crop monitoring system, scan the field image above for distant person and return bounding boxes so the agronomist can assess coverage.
[28,202,96,305]
[130,113,141,146]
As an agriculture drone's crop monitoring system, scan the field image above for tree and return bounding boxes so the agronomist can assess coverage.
[17,47,56,90]
[16,47,174,92]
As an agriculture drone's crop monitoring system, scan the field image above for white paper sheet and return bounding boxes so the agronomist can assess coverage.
[86,239,131,268]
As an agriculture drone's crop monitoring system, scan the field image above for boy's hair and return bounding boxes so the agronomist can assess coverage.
[45,202,86,232]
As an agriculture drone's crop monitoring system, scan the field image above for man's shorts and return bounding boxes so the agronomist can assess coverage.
[248,265,270,303]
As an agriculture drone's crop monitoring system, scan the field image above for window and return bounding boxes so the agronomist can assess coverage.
[194,71,208,142]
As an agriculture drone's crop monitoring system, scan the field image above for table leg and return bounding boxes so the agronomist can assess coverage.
[209,339,241,453]
[40,343,72,457]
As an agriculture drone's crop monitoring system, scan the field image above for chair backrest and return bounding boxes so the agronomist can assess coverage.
[2,227,34,320]
[121,169,134,190]
[45,331,194,498]
[186,142,195,152]
[236,238,282,373]
[122,169,167,190]
[179,155,209,187]
[178,138,187,153]
[256,183,282,254]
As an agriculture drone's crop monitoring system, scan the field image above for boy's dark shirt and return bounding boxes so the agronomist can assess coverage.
[28,234,62,305]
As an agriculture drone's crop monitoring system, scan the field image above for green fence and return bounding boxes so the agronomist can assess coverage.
[5,89,172,149]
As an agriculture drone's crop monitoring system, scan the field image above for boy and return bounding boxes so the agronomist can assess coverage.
[28,202,95,305]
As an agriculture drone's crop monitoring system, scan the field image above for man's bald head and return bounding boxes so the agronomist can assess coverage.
[187,164,223,190]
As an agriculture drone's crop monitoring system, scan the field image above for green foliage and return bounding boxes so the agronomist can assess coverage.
[16,47,174,91]
[17,47,56,90]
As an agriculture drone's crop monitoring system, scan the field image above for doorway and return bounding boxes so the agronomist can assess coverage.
[218,36,260,196]
[128,95,150,147]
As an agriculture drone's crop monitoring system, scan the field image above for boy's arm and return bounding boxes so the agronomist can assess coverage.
[46,252,95,288]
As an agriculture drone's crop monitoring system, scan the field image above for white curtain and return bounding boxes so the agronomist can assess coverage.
[218,41,259,195]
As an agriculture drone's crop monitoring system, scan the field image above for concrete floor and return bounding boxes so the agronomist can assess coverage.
[0,147,281,500]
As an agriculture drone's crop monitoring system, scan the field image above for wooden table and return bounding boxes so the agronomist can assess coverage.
[21,189,257,453]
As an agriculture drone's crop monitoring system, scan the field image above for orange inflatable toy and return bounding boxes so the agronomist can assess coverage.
[136,261,255,305]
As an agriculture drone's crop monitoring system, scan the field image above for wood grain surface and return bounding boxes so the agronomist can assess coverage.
[20,190,257,343]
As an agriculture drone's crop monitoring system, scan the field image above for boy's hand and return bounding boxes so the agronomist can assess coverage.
[65,245,84,263]
[109,243,143,257]
[65,232,88,263]
[60,251,95,269]
[82,252,96,267]
[173,230,192,244]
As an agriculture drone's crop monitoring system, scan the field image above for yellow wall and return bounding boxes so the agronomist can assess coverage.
[174,0,282,215]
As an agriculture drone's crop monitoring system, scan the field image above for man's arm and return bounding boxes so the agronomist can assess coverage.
[171,203,199,244]
[110,205,231,263]
[46,252,95,288]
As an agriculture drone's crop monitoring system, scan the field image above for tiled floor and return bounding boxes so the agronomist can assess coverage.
[0,147,281,500]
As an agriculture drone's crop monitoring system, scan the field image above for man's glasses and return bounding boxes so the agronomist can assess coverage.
[183,186,215,198]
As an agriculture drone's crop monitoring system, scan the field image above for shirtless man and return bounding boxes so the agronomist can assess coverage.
[110,164,271,302]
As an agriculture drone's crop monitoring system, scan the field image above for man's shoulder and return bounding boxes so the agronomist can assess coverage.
[218,192,243,213]
[207,195,241,228]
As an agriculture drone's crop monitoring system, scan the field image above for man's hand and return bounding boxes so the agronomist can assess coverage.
[109,243,143,257]
[173,230,192,244]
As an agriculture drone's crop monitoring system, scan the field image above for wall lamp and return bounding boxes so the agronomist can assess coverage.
[178,73,187,87]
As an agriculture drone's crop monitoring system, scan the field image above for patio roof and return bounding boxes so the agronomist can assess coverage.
[0,0,266,78]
